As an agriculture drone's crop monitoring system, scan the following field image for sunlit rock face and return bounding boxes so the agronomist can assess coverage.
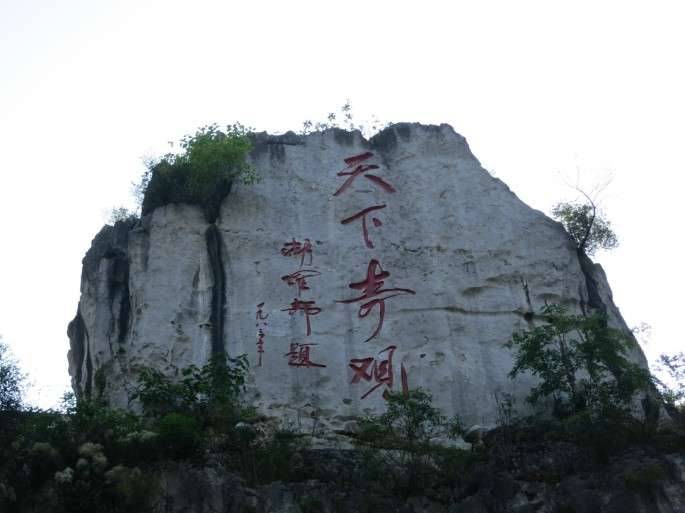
[67,123,645,430]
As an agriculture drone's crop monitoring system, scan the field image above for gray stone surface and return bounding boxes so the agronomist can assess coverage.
[68,123,647,429]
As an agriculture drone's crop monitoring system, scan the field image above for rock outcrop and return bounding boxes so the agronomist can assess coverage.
[68,123,647,428]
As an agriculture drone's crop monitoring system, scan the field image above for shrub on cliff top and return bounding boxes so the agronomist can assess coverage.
[138,123,258,222]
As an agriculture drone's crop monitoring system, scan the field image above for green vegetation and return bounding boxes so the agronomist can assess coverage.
[0,338,24,412]
[357,389,450,448]
[506,304,650,419]
[654,351,685,425]
[623,463,669,491]
[3,305,685,509]
[131,354,248,420]
[499,304,685,462]
[552,201,618,255]
[137,123,258,222]
[0,355,255,512]
[300,100,390,138]
[355,389,473,498]
[107,207,138,225]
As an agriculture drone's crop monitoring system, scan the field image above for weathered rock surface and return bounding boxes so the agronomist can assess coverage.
[153,446,685,513]
[68,123,647,428]
[11,441,684,513]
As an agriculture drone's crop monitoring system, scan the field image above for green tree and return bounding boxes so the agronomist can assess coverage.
[358,389,445,448]
[107,207,138,225]
[356,389,466,498]
[0,337,25,411]
[654,352,685,425]
[552,198,618,256]
[131,354,249,424]
[506,305,649,418]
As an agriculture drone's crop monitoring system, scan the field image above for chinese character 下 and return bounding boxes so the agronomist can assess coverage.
[340,204,386,249]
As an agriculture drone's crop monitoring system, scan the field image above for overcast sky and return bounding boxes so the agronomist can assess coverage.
[1,1,683,408]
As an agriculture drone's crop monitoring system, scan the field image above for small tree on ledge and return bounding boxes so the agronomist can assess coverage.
[552,201,618,256]
[552,178,618,256]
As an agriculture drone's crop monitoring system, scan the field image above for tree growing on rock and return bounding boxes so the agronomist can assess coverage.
[552,179,618,256]
[0,337,24,412]
[137,123,258,223]
[552,201,618,256]
[506,305,649,419]
[653,352,685,426]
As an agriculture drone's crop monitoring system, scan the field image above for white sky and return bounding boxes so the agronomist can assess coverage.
[1,0,683,408]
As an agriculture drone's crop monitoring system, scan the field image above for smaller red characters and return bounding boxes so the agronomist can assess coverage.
[255,303,269,367]
[255,302,269,323]
[281,269,322,297]
[281,299,322,336]
[333,152,396,196]
[349,345,408,399]
[285,342,326,368]
[256,329,265,367]
[281,238,313,267]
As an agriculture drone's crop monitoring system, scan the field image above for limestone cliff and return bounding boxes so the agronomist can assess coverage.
[67,123,646,428]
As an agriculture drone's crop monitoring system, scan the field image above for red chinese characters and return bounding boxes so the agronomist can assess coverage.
[279,233,326,367]
[349,345,408,399]
[282,298,322,337]
[340,204,386,249]
[335,152,395,248]
[333,152,396,196]
[281,269,321,297]
[338,259,415,342]
[256,329,265,366]
[285,342,326,368]
[255,302,269,367]
[281,238,313,267]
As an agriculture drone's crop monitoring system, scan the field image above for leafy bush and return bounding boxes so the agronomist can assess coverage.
[0,338,25,479]
[223,425,306,486]
[139,123,258,222]
[356,389,469,498]
[506,304,650,419]
[358,389,445,449]
[132,354,248,429]
[103,465,159,513]
[63,394,142,447]
[654,352,685,426]
[107,207,138,225]
[0,338,25,412]
[157,413,202,459]
[623,463,668,491]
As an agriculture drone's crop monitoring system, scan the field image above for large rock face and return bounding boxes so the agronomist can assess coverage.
[67,123,645,429]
